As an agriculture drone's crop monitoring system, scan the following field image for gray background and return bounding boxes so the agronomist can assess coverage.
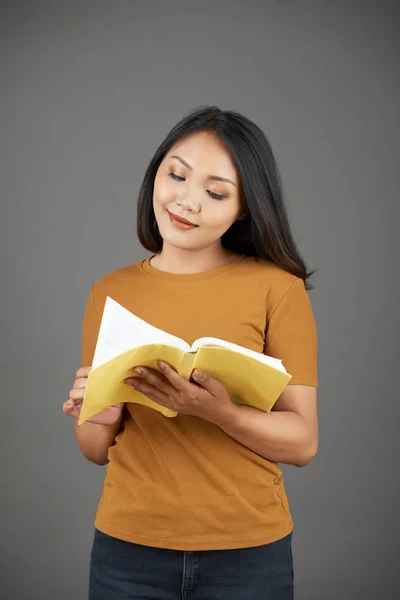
[1,0,399,598]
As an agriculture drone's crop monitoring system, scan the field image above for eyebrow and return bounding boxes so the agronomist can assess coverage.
[170,155,237,187]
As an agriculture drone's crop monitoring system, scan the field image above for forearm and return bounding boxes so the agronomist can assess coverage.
[214,404,318,467]
[74,419,122,465]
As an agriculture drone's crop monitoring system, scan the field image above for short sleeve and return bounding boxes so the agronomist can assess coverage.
[265,278,318,387]
[81,285,102,367]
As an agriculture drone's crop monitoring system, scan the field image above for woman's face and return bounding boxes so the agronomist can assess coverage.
[153,131,244,252]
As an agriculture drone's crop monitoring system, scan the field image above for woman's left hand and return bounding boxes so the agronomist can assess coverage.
[124,361,236,425]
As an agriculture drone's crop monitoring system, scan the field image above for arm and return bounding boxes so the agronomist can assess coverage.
[216,275,319,467]
[73,286,123,466]
[214,384,318,467]
[125,366,318,468]
[73,418,123,466]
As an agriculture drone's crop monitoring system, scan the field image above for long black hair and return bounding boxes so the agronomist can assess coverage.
[137,106,315,289]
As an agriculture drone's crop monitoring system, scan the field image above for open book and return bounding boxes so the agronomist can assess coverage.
[78,297,292,424]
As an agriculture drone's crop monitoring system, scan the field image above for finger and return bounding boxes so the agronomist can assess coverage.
[73,378,89,390]
[157,362,194,393]
[75,366,92,378]
[127,378,171,408]
[63,399,81,417]
[68,388,86,402]
[130,367,175,395]
[191,370,223,396]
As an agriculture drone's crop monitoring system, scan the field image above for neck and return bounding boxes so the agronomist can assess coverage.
[150,243,240,274]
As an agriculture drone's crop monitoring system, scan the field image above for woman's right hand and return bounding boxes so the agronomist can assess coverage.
[63,366,124,425]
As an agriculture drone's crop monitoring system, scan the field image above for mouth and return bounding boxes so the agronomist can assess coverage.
[167,211,198,229]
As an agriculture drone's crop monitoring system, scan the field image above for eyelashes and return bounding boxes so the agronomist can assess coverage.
[208,191,225,201]
[167,171,226,201]
[168,171,185,182]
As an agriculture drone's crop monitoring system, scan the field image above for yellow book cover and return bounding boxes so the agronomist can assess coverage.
[78,297,292,425]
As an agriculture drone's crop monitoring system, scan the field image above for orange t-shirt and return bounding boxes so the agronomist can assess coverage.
[81,255,318,551]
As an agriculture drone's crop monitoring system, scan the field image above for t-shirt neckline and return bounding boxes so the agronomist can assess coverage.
[140,254,248,282]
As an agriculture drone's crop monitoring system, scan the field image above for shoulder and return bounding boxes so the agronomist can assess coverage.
[241,255,298,283]
[89,259,146,305]
[239,257,309,316]
[240,256,304,307]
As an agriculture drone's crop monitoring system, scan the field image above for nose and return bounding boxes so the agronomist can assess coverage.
[176,197,201,213]
[175,187,201,213]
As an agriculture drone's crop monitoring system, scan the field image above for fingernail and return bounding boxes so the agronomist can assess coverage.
[134,368,142,375]
[158,361,165,370]
[193,370,202,379]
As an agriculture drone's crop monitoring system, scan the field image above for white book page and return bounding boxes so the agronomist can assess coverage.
[92,297,190,368]
[191,336,286,373]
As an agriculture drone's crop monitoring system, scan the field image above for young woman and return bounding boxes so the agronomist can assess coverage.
[63,106,318,600]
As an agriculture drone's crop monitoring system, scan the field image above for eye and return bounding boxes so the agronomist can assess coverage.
[168,171,185,182]
[207,190,225,200]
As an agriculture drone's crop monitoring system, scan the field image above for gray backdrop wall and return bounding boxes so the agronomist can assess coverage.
[1,1,399,599]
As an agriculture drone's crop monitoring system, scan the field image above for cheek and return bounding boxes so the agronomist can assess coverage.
[153,175,173,208]
[205,203,241,229]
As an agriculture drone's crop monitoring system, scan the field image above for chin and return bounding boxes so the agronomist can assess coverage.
[160,231,200,250]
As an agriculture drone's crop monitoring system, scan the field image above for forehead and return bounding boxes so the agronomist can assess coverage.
[166,131,238,179]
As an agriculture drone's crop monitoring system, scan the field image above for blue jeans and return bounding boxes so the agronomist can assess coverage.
[89,528,294,599]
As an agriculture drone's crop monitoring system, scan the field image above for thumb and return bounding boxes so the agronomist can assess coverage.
[63,399,81,418]
[192,370,221,395]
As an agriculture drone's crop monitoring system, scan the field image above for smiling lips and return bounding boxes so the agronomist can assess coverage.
[167,211,199,230]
